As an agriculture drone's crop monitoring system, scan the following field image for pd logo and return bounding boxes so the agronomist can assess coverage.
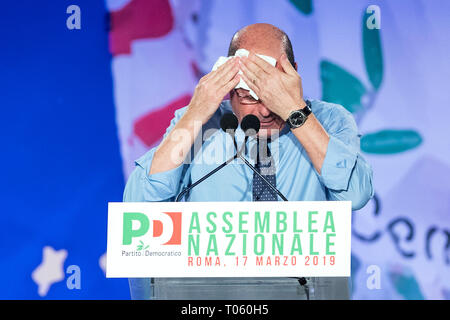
[122,212,182,246]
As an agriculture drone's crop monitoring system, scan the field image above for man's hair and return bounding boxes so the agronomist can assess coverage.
[227,27,296,68]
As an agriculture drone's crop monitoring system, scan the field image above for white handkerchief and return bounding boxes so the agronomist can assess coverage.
[211,48,277,100]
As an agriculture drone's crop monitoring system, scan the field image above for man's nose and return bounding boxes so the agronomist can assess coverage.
[257,104,272,118]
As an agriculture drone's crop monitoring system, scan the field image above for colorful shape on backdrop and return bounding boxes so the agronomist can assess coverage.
[388,265,425,300]
[31,246,68,297]
[133,94,192,147]
[360,129,422,154]
[289,0,313,15]
[109,0,174,55]
[320,60,367,114]
[362,9,384,90]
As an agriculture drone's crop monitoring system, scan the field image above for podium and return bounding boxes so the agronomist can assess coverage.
[107,201,352,300]
[128,277,350,300]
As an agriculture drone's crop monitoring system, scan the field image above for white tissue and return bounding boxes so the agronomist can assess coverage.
[211,48,277,101]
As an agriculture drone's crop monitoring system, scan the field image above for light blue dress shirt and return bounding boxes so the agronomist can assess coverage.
[123,99,374,300]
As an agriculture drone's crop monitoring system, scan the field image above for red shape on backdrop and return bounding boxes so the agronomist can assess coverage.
[190,60,204,80]
[109,0,174,56]
[133,94,192,147]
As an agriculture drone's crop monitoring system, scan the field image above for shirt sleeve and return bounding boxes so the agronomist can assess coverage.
[123,107,189,202]
[317,104,374,210]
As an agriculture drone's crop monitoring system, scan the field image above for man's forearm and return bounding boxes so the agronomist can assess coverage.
[290,113,330,174]
[150,110,202,175]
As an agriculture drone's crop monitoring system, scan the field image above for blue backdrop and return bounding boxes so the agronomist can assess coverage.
[0,1,129,299]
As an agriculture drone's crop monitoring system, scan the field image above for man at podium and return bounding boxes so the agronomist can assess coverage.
[123,23,374,300]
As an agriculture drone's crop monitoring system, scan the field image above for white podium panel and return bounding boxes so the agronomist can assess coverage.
[107,201,352,278]
[108,201,352,300]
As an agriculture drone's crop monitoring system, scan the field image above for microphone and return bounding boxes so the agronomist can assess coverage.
[175,113,280,202]
[240,114,260,135]
[220,112,239,151]
[220,112,239,132]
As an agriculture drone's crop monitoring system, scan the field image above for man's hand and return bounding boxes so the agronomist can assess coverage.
[239,52,305,120]
[187,57,241,124]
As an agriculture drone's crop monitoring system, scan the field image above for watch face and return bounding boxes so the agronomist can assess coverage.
[290,111,305,127]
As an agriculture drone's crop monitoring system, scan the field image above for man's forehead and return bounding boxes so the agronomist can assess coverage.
[236,46,283,70]
[236,38,283,60]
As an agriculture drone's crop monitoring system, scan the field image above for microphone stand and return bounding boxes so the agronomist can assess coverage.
[175,136,245,202]
[176,134,288,202]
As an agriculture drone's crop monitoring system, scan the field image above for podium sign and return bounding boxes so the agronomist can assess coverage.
[106,201,351,278]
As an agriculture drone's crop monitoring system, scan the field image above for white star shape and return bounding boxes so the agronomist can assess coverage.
[99,252,107,275]
[31,246,68,297]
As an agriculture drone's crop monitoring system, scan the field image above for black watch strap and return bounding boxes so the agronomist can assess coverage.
[302,100,312,115]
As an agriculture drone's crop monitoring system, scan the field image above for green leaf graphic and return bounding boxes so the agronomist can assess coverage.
[363,11,383,90]
[361,130,422,154]
[320,60,367,113]
[389,268,425,300]
[289,0,313,15]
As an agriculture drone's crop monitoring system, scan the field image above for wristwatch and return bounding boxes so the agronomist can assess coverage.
[286,100,312,129]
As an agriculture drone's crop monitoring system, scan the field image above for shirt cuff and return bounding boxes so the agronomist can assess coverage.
[137,149,186,201]
[319,135,358,191]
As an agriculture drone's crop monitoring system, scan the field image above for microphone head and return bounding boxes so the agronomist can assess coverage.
[220,113,239,133]
[241,114,260,136]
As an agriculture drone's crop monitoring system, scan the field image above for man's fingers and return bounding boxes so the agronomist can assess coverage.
[213,58,240,86]
[210,57,239,82]
[248,52,274,74]
[279,53,297,76]
[239,60,260,88]
[218,74,241,97]
[239,71,260,95]
[241,56,266,80]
